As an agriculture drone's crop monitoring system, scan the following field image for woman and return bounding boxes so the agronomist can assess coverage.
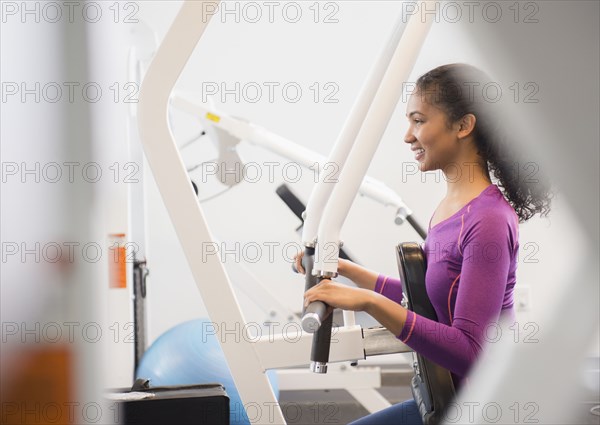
[296,64,552,424]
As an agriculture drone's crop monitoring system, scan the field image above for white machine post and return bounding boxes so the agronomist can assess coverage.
[313,7,434,277]
[298,11,409,343]
[306,3,434,375]
[137,2,285,423]
[300,13,410,248]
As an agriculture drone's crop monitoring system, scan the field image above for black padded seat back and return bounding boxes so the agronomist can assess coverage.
[396,242,456,425]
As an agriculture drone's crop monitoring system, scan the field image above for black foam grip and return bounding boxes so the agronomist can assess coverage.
[302,247,317,294]
[303,299,328,322]
[301,247,330,330]
[310,308,333,363]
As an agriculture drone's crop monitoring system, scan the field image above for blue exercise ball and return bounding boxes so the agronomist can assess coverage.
[136,318,279,425]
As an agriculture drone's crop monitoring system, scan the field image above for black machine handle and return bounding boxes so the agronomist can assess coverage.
[300,247,329,333]
[302,299,329,332]
[309,305,333,374]
[300,247,333,374]
[301,247,328,333]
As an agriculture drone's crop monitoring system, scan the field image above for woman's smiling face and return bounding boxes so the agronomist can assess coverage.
[404,91,463,173]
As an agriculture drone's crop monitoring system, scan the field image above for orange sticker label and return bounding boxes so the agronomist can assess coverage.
[108,246,127,289]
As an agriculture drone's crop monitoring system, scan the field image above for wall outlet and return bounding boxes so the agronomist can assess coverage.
[514,285,532,312]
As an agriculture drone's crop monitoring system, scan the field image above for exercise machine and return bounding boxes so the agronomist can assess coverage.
[137,1,433,423]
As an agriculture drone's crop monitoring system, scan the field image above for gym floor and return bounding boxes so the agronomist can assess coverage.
[279,382,412,424]
[277,369,600,425]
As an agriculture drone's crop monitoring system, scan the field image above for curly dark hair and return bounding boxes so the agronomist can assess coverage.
[415,63,553,223]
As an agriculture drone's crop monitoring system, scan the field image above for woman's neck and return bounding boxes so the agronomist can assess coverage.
[443,160,492,200]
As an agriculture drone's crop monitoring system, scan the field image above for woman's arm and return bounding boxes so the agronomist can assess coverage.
[303,280,409,336]
[339,259,404,302]
[365,292,409,336]
[296,251,404,304]
[296,253,401,295]
[337,259,379,290]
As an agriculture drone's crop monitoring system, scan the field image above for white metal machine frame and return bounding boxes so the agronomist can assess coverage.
[170,95,418,227]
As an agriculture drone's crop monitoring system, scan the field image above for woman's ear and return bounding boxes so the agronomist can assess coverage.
[457,114,476,139]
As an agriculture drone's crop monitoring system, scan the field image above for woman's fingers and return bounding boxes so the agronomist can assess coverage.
[303,279,330,305]
[304,280,371,312]
[293,251,305,274]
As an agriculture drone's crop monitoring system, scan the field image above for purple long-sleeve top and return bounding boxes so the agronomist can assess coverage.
[374,184,519,390]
